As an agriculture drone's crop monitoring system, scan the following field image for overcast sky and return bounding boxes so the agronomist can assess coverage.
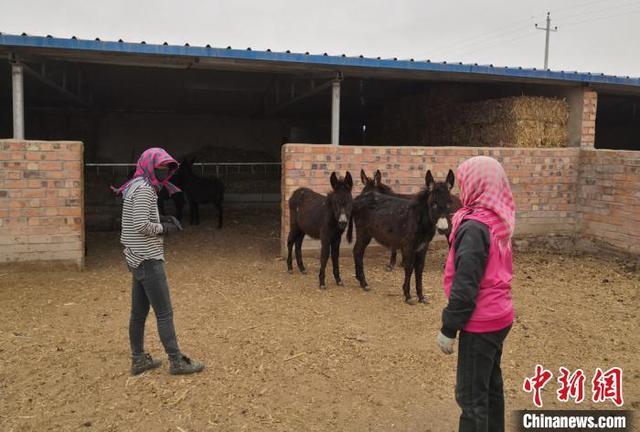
[1,0,639,77]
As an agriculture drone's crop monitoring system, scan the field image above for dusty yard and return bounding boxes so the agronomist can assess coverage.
[1,208,638,432]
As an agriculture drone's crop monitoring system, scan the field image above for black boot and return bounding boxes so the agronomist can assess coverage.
[169,353,205,375]
[131,353,162,375]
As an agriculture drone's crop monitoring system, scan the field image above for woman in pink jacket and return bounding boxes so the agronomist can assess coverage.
[436,156,516,432]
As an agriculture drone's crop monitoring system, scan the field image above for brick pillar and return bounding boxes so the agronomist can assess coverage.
[0,140,85,269]
[580,89,597,149]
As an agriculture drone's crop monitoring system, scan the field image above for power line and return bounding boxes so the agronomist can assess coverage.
[430,20,537,57]
[428,14,540,56]
[551,0,617,14]
[428,0,612,56]
[562,7,640,27]
[556,0,640,22]
[455,31,540,61]
[426,0,639,63]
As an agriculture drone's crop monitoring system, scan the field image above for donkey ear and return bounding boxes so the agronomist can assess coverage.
[425,170,435,192]
[374,169,382,186]
[360,169,368,185]
[446,169,455,190]
[344,171,353,190]
[330,172,339,190]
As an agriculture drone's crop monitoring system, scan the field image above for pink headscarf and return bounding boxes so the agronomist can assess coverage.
[111,147,181,196]
[449,156,516,253]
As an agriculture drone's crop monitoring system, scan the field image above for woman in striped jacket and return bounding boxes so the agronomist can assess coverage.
[113,147,204,376]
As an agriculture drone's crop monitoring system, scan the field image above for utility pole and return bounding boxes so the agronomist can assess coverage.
[535,12,558,69]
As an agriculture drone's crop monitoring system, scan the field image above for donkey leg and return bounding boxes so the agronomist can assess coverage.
[158,199,166,216]
[353,234,372,290]
[318,237,331,289]
[215,200,223,229]
[174,194,184,222]
[286,228,299,274]
[415,248,428,304]
[331,235,343,286]
[194,202,200,225]
[189,200,197,225]
[402,250,415,304]
[294,233,306,274]
[386,249,397,272]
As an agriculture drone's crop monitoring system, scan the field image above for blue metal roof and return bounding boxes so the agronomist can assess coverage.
[1,32,639,88]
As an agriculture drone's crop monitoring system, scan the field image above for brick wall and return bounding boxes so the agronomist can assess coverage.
[0,140,84,268]
[578,149,640,254]
[281,144,581,254]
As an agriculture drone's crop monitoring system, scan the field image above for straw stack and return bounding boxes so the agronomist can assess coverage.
[367,95,569,148]
[427,96,569,148]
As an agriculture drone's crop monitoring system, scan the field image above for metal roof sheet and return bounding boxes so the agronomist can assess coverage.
[1,32,639,89]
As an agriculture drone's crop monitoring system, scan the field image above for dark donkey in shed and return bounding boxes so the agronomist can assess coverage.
[348,170,455,304]
[287,172,354,289]
[157,182,186,222]
[125,164,186,221]
[176,157,225,228]
[360,169,462,270]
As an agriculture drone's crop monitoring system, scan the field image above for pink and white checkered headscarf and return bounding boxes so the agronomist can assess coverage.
[449,156,516,253]
[111,147,180,197]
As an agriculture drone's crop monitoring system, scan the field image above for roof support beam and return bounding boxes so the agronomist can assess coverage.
[21,62,92,108]
[266,74,340,115]
[331,78,341,145]
[10,55,25,139]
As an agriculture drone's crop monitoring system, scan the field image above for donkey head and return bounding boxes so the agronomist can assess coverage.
[361,169,393,195]
[329,171,354,230]
[425,170,455,231]
[180,157,197,175]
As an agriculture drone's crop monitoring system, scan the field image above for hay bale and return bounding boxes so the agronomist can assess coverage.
[367,94,569,148]
[427,96,569,148]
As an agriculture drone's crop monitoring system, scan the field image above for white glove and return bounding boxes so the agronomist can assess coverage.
[437,331,456,355]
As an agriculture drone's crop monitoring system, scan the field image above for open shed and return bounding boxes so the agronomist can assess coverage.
[1,33,640,266]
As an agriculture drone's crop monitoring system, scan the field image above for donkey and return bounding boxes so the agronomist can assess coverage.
[287,172,353,289]
[177,157,225,228]
[360,169,461,270]
[125,166,186,221]
[348,170,455,304]
[158,185,186,222]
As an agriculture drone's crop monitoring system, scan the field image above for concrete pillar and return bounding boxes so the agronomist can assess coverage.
[331,80,340,145]
[11,62,25,140]
[565,87,584,147]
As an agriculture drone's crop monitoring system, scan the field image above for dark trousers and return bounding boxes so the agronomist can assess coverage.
[129,259,180,357]
[456,325,511,432]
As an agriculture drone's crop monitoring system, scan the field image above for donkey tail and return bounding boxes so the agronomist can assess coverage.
[346,215,354,244]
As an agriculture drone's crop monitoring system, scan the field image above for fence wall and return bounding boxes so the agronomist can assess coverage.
[281,144,581,254]
[578,149,640,254]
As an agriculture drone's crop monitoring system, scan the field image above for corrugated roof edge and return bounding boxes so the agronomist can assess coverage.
[1,32,639,87]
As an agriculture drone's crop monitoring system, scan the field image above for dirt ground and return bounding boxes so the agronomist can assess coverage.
[1,208,638,432]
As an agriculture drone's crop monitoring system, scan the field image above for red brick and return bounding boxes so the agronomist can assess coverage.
[41,161,63,171]
[5,180,27,189]
[23,189,46,198]
[63,161,82,172]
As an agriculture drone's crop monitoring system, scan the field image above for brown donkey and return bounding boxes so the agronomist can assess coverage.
[360,169,461,270]
[348,170,455,304]
[287,172,354,289]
